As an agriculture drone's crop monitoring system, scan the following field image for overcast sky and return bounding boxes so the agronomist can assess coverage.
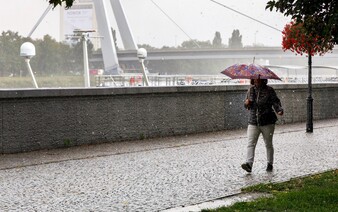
[0,0,291,48]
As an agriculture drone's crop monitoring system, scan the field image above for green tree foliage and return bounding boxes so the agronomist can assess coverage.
[266,0,338,44]
[70,37,94,73]
[0,31,26,76]
[180,39,212,49]
[33,35,64,75]
[212,31,223,48]
[161,46,177,50]
[0,30,92,76]
[228,29,243,48]
[138,44,157,50]
[48,0,75,8]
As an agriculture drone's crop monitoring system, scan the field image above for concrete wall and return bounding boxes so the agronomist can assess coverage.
[1,84,337,153]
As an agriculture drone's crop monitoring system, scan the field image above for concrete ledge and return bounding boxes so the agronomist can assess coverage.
[2,83,337,99]
[0,85,247,98]
[1,83,337,153]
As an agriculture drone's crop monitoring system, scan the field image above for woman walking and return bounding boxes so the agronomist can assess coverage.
[241,78,284,172]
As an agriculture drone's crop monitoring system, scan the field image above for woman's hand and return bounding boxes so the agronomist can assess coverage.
[277,111,284,116]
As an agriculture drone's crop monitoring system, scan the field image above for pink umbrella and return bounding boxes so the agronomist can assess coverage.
[221,64,281,80]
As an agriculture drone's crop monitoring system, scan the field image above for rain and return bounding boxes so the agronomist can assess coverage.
[0,0,338,211]
[1,0,337,87]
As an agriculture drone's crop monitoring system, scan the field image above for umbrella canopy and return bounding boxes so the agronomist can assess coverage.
[221,64,281,80]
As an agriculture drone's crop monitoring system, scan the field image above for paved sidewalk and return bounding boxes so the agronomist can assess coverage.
[0,119,337,211]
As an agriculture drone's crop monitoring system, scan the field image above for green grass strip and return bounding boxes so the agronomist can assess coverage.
[204,169,338,212]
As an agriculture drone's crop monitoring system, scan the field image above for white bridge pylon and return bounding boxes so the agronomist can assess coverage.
[29,0,138,75]
[93,0,138,74]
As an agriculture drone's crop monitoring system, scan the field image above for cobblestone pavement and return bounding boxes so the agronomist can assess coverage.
[0,119,337,211]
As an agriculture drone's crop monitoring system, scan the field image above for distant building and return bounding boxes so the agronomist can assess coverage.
[60,0,100,49]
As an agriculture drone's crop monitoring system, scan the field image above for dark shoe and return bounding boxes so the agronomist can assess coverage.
[266,163,273,172]
[241,163,252,173]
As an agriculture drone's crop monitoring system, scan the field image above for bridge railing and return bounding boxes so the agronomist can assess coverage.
[95,74,338,87]
[95,74,235,87]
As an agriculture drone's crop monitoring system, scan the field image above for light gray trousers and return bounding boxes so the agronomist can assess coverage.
[246,124,275,167]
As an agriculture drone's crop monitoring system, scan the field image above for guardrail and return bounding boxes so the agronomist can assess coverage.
[95,74,338,87]
[95,74,234,87]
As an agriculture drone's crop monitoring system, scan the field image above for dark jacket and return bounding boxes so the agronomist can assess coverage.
[245,85,283,126]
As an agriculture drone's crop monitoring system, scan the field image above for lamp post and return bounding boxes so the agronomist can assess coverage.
[306,53,313,133]
[20,42,38,88]
[82,34,90,88]
[72,29,96,88]
[137,48,150,86]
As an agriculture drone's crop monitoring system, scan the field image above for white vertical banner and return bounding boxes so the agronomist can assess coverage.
[63,5,93,36]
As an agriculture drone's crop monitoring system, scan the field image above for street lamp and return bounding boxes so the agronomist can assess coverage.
[72,29,96,88]
[306,54,313,133]
[137,48,150,86]
[20,42,38,88]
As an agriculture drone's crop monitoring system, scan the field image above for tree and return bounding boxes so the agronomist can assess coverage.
[180,39,212,49]
[267,0,337,133]
[0,30,92,77]
[138,44,157,50]
[70,37,94,73]
[282,21,335,132]
[266,0,338,44]
[228,29,243,48]
[212,31,223,48]
[34,35,63,75]
[0,31,26,76]
[48,0,75,8]
[282,22,334,56]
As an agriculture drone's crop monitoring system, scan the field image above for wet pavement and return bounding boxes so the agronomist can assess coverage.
[0,119,337,211]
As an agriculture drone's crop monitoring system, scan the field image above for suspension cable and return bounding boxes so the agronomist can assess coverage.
[150,0,201,48]
[210,0,282,33]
